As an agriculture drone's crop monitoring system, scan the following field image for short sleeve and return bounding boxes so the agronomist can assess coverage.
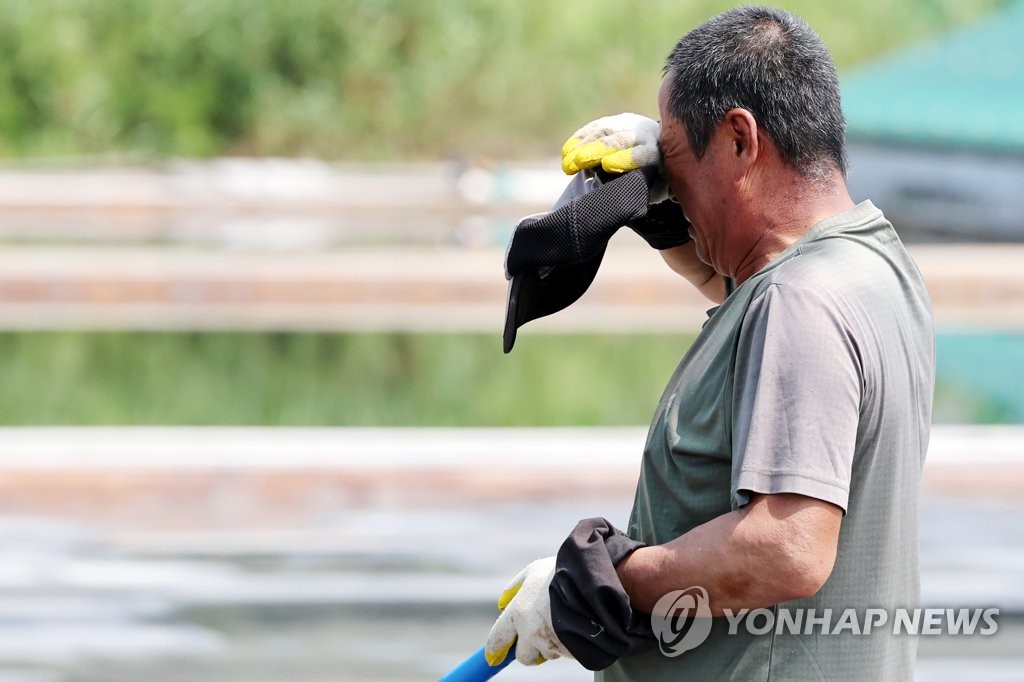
[731,282,862,512]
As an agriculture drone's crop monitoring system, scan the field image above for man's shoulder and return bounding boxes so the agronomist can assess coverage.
[764,213,922,304]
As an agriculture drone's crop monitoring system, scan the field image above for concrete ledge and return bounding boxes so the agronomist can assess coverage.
[0,424,1020,468]
[0,426,1018,531]
[1,244,1023,331]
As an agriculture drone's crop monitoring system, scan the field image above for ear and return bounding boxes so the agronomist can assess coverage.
[722,108,759,172]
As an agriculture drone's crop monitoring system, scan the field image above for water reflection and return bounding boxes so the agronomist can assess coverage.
[1,493,1022,681]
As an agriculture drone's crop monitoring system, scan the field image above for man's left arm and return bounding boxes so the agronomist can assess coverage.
[557,279,861,668]
[489,280,860,669]
[616,492,842,615]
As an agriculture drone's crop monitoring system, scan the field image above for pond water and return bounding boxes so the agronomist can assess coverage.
[1,495,1021,681]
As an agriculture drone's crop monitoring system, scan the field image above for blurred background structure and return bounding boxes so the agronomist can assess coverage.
[0,1,1022,680]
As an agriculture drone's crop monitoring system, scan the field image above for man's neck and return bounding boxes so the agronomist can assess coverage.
[730,171,854,284]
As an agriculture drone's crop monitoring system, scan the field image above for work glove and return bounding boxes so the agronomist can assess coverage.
[561,113,687,247]
[561,113,662,176]
[485,556,573,667]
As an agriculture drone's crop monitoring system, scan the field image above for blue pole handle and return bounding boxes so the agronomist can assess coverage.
[439,644,516,681]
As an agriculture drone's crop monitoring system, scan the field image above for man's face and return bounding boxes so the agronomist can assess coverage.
[657,77,726,269]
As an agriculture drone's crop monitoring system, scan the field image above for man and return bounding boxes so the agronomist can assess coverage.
[489,6,934,681]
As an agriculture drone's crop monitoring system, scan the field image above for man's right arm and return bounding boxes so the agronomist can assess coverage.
[659,241,726,303]
[560,113,726,303]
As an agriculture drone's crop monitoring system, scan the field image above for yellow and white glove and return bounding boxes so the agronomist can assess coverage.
[485,556,573,667]
[561,113,662,176]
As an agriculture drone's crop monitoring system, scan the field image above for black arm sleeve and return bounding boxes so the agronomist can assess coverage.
[548,517,658,671]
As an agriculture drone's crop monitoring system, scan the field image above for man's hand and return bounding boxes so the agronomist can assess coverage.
[560,113,683,241]
[561,113,662,175]
[485,556,572,666]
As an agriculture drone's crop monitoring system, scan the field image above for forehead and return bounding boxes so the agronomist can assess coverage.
[657,78,687,151]
[657,77,672,115]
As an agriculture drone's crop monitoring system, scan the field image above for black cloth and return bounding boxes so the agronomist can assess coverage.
[505,168,650,275]
[502,167,689,353]
[628,195,692,250]
[594,169,691,251]
[502,254,605,352]
[548,517,657,671]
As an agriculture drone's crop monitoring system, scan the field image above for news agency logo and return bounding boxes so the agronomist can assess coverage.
[721,606,1000,638]
[650,586,714,656]
[650,587,1000,657]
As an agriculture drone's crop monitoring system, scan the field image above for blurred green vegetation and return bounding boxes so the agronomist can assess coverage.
[0,332,694,426]
[0,0,1010,160]
[0,331,1013,426]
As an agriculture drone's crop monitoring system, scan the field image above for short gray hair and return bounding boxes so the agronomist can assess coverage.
[664,5,847,180]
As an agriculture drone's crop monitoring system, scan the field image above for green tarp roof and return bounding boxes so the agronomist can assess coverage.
[841,2,1024,154]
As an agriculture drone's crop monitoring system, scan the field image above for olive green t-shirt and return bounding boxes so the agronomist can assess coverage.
[601,201,934,681]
